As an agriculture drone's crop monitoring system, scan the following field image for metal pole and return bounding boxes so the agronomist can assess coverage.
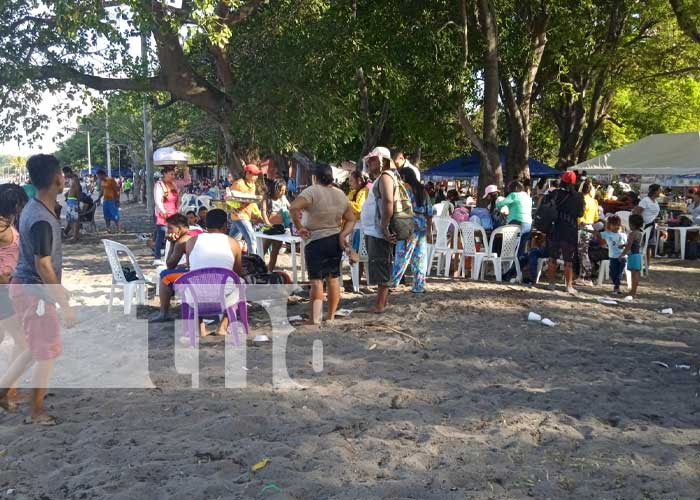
[105,99,111,177]
[86,130,92,172]
[142,34,154,213]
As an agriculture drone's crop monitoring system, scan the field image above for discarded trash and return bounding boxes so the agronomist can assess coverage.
[527,312,542,322]
[335,309,353,317]
[661,308,673,315]
[652,361,669,368]
[541,318,557,327]
[242,366,250,371]
[251,458,270,472]
[597,298,618,305]
[368,343,377,350]
[675,364,691,370]
[203,319,216,325]
[253,335,270,343]
[137,233,150,241]
[623,296,634,302]
[288,315,303,322]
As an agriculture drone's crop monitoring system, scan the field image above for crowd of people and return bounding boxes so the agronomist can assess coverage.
[1,149,699,425]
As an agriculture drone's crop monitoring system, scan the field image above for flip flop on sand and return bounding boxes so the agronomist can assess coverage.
[0,398,17,413]
[23,414,58,426]
[149,313,173,323]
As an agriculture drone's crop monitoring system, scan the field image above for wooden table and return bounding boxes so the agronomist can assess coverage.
[253,231,306,284]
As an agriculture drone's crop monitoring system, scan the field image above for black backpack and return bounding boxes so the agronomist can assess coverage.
[240,253,285,285]
[533,192,568,233]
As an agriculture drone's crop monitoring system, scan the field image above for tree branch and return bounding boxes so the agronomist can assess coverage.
[670,0,700,44]
[223,0,266,27]
[32,64,165,92]
[457,106,485,155]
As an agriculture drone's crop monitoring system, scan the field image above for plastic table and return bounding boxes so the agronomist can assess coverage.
[253,231,306,283]
[657,225,700,260]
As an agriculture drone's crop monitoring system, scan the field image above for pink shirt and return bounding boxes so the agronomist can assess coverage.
[154,170,191,225]
[0,226,19,276]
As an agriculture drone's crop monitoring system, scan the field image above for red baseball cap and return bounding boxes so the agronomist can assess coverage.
[561,171,577,184]
[244,164,263,175]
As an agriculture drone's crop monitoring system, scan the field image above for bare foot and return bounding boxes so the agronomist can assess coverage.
[368,307,386,314]
[7,389,29,403]
[215,327,228,336]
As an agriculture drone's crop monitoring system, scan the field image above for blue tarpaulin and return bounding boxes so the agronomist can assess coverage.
[423,147,560,180]
[80,165,134,178]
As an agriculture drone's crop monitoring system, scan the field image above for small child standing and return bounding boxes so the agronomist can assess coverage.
[622,213,645,298]
[594,215,628,294]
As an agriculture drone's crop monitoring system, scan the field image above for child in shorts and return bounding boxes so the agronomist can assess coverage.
[594,215,627,294]
[622,213,644,298]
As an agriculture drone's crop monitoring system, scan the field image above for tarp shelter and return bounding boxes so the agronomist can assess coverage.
[80,165,134,178]
[423,147,560,180]
[569,132,700,175]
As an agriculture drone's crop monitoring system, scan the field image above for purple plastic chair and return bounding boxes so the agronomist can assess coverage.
[173,268,248,346]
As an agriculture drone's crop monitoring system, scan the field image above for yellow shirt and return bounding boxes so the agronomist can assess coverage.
[229,179,258,220]
[579,194,599,224]
[347,187,368,219]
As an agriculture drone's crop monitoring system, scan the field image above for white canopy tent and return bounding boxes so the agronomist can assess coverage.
[569,132,700,175]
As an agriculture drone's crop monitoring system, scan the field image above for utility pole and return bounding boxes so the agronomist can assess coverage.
[142,34,154,213]
[105,99,111,177]
[86,129,92,172]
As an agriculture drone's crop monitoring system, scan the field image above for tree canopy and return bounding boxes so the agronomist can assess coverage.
[1,0,699,181]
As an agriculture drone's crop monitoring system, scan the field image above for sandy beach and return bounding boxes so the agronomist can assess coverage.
[1,204,700,499]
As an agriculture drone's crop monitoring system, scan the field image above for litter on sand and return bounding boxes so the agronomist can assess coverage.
[623,296,634,302]
[541,318,557,327]
[288,315,303,322]
[251,458,270,472]
[675,364,691,370]
[597,298,619,305]
[661,308,674,315]
[652,361,669,368]
[368,343,377,350]
[261,484,282,493]
[527,312,542,322]
[335,309,353,317]
[253,335,270,342]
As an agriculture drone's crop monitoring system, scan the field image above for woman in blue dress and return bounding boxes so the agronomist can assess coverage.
[390,168,434,293]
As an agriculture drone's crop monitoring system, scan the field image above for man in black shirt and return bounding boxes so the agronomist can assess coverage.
[546,171,584,294]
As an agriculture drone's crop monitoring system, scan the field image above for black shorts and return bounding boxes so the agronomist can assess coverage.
[0,285,14,320]
[548,240,577,263]
[304,234,342,280]
[366,235,394,286]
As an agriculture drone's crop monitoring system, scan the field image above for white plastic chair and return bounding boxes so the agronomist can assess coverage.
[597,259,632,289]
[536,258,565,284]
[178,194,197,213]
[640,225,653,276]
[102,239,150,314]
[196,195,212,209]
[476,225,522,282]
[615,211,631,232]
[427,216,458,277]
[432,201,453,218]
[350,228,370,292]
[456,222,488,279]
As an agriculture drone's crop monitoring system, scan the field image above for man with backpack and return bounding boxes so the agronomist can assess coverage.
[360,147,414,313]
[538,171,584,294]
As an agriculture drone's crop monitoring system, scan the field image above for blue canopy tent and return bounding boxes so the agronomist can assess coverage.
[423,147,560,180]
[80,165,134,178]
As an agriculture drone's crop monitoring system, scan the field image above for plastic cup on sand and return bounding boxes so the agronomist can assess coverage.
[541,318,557,327]
[527,312,542,322]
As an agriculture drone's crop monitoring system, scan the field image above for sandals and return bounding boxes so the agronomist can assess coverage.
[23,414,59,426]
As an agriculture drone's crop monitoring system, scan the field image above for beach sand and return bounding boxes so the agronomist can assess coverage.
[1,204,700,499]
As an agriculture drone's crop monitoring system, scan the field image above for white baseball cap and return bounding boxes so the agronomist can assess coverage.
[363,146,392,162]
[483,184,499,198]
